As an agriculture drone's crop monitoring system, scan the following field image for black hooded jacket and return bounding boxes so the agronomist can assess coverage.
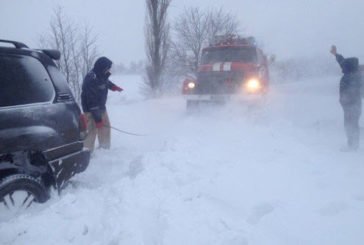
[335,54,362,106]
[81,57,117,122]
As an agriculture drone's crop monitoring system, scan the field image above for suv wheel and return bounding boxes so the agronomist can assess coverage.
[0,174,49,214]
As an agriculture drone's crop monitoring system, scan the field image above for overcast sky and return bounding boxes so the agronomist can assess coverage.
[1,0,364,64]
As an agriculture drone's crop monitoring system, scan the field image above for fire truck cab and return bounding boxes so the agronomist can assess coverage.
[182,35,270,108]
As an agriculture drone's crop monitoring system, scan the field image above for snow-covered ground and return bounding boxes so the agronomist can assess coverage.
[1,74,364,245]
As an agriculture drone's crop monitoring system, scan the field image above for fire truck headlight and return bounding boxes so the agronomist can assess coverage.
[245,78,262,92]
[187,82,196,89]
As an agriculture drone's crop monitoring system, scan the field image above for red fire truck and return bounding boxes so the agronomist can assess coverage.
[182,35,270,108]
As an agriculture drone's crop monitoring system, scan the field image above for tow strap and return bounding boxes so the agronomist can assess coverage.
[106,125,147,137]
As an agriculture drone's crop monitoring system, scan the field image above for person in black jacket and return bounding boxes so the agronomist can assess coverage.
[330,45,362,151]
[81,57,123,152]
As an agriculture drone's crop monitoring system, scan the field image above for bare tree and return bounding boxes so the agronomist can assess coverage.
[50,7,75,84]
[206,8,240,43]
[173,7,208,75]
[68,25,82,100]
[171,7,240,75]
[80,26,98,78]
[40,7,98,104]
[144,0,171,97]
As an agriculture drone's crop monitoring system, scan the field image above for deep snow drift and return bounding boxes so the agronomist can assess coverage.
[1,74,364,245]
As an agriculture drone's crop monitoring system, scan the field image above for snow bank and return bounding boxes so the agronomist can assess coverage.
[1,75,364,245]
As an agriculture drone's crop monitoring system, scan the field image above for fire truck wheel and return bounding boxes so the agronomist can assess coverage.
[186,100,199,110]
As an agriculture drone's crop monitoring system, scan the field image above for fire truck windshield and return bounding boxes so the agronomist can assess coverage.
[201,47,257,64]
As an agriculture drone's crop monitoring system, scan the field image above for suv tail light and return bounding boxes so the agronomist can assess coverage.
[79,114,88,140]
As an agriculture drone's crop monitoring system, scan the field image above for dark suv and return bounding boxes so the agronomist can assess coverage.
[0,40,90,211]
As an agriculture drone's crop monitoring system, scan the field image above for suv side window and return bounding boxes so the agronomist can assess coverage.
[47,66,74,95]
[0,55,54,107]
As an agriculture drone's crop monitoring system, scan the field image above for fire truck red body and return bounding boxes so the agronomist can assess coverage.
[182,35,270,107]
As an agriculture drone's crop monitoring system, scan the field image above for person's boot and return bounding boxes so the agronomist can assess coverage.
[340,140,358,152]
[340,146,357,152]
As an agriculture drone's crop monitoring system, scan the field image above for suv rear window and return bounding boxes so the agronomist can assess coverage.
[0,55,54,107]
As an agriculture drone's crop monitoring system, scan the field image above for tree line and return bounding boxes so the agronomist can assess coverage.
[41,2,241,101]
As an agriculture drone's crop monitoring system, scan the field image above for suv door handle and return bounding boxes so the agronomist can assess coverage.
[56,93,72,102]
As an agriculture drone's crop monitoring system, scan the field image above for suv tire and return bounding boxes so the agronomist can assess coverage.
[0,174,49,210]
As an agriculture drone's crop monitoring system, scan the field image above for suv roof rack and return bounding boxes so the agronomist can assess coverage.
[0,40,28,49]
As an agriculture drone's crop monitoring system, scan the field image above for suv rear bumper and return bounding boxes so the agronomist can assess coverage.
[48,148,90,189]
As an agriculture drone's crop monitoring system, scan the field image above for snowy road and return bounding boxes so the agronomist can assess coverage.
[1,75,364,245]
